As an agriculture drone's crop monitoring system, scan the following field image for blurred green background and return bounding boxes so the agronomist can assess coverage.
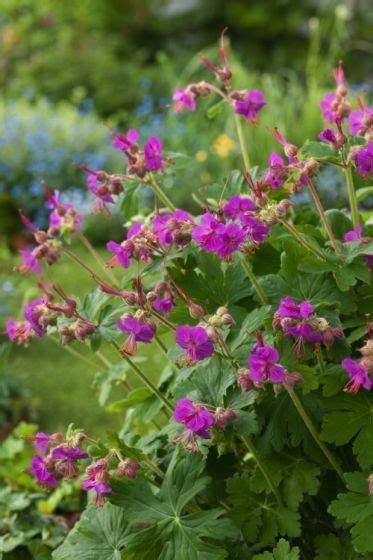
[0,0,372,435]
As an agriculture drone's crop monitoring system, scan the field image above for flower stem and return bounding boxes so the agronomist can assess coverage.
[234,114,251,171]
[142,457,165,480]
[241,259,268,304]
[241,435,283,506]
[344,166,359,228]
[111,341,173,414]
[286,387,345,483]
[316,350,325,374]
[279,219,326,260]
[304,176,340,252]
[49,335,99,369]
[77,230,119,286]
[148,175,176,212]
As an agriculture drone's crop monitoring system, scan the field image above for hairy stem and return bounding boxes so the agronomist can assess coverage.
[77,230,119,286]
[280,219,326,260]
[241,259,268,304]
[148,175,176,212]
[286,387,345,483]
[344,166,359,228]
[112,341,173,413]
[304,176,339,252]
[241,435,283,506]
[234,114,251,171]
[49,335,99,369]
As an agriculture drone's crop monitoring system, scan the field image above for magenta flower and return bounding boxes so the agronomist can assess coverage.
[241,216,269,243]
[234,90,266,123]
[112,129,139,152]
[284,323,323,344]
[34,432,52,454]
[342,358,372,393]
[192,213,221,253]
[6,318,33,345]
[277,297,314,320]
[82,460,112,507]
[215,223,245,259]
[320,93,338,123]
[224,196,255,220]
[152,210,192,246]
[116,317,155,355]
[344,224,362,242]
[24,299,47,338]
[355,143,373,176]
[318,128,337,145]
[87,174,115,212]
[153,295,175,316]
[265,152,287,189]
[174,398,214,438]
[176,326,214,365]
[31,455,57,487]
[348,107,373,137]
[172,88,197,112]
[106,241,132,269]
[144,136,163,171]
[44,189,83,236]
[248,344,286,384]
[17,249,41,275]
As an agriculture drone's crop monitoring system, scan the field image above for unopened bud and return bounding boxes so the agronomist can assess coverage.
[206,325,219,342]
[221,313,234,325]
[216,306,228,317]
[284,372,302,389]
[115,459,140,480]
[284,144,298,158]
[189,303,205,320]
[237,369,252,392]
[214,407,236,429]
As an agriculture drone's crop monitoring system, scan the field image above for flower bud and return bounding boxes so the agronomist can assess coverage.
[206,325,219,342]
[146,291,157,302]
[283,372,302,389]
[188,303,205,320]
[237,368,252,392]
[75,320,96,341]
[284,144,298,158]
[216,307,228,317]
[115,459,140,480]
[214,407,236,429]
[221,313,234,325]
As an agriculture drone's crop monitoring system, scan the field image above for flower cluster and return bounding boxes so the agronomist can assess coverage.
[112,128,165,177]
[29,429,141,507]
[192,196,269,261]
[273,297,343,356]
[44,189,83,237]
[173,30,266,125]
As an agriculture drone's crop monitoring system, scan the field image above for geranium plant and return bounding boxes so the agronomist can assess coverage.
[5,30,373,559]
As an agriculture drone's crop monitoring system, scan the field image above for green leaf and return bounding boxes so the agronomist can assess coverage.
[252,538,300,559]
[231,305,273,350]
[314,533,365,560]
[299,140,340,162]
[226,473,300,545]
[106,388,152,413]
[356,186,373,202]
[321,393,373,468]
[110,453,237,559]
[52,504,129,559]
[207,99,225,119]
[324,210,353,240]
[328,472,373,554]
[260,272,356,314]
[169,252,253,312]
[187,357,236,407]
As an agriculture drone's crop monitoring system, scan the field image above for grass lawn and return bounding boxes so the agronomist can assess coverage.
[1,242,167,436]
